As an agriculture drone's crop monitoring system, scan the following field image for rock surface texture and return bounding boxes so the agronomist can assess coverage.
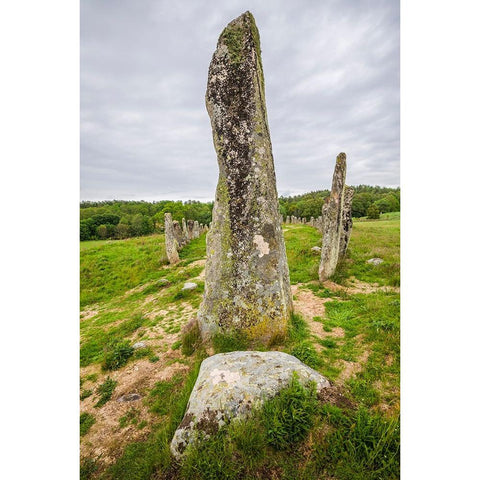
[339,186,354,258]
[319,153,348,281]
[170,351,330,458]
[164,213,180,264]
[198,12,292,342]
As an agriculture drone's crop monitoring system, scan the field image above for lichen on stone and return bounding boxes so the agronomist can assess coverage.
[198,11,292,343]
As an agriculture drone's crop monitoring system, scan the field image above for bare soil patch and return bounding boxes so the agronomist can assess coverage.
[336,348,370,384]
[80,308,99,321]
[291,284,344,340]
[323,277,399,294]
[80,354,189,468]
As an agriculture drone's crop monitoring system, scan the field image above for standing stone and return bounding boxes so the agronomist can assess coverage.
[173,220,184,248]
[164,213,180,264]
[339,186,354,258]
[286,215,290,224]
[319,153,348,281]
[193,221,200,239]
[198,11,292,342]
[182,218,188,242]
[187,220,194,241]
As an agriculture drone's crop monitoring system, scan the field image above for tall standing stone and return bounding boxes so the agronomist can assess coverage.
[318,153,348,281]
[182,218,188,242]
[339,186,354,258]
[198,11,292,342]
[164,213,180,264]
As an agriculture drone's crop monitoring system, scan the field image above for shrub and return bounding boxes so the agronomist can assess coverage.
[367,204,380,219]
[103,341,134,371]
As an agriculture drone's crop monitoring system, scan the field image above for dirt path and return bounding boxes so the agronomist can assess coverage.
[323,277,399,294]
[291,284,344,340]
[291,282,373,385]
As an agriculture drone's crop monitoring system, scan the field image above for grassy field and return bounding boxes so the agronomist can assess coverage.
[80,216,400,480]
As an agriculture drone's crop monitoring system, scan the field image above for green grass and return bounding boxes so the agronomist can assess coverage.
[315,405,400,479]
[94,377,117,408]
[332,218,400,286]
[283,225,321,283]
[261,374,318,449]
[80,234,169,307]
[80,412,96,436]
[80,219,400,479]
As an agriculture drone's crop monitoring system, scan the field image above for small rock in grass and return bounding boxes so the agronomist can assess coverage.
[367,258,384,265]
[311,246,322,254]
[117,393,141,403]
[182,282,198,291]
[132,341,147,350]
[158,278,170,286]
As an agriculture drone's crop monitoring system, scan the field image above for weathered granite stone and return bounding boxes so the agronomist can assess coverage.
[339,186,354,258]
[367,257,384,265]
[319,153,348,281]
[132,341,147,350]
[170,351,330,458]
[182,282,198,291]
[198,12,292,342]
[164,213,180,264]
[286,215,291,224]
[193,221,200,239]
[187,220,195,241]
[173,220,185,248]
[311,246,322,254]
[182,218,188,242]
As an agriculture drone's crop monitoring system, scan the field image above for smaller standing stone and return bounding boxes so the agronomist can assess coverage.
[173,220,184,248]
[319,153,348,281]
[187,220,195,241]
[193,221,200,239]
[339,186,354,258]
[165,213,180,264]
[182,218,188,242]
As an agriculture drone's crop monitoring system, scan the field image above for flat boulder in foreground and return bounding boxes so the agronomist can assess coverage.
[170,351,330,458]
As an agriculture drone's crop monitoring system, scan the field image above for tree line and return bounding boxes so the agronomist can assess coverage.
[80,186,399,241]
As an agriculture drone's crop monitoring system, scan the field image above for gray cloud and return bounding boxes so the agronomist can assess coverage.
[81,0,399,201]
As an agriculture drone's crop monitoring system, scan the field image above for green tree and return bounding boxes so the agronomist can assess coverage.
[367,203,380,219]
[96,224,108,239]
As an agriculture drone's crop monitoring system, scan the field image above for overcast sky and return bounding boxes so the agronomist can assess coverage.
[80,0,399,202]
